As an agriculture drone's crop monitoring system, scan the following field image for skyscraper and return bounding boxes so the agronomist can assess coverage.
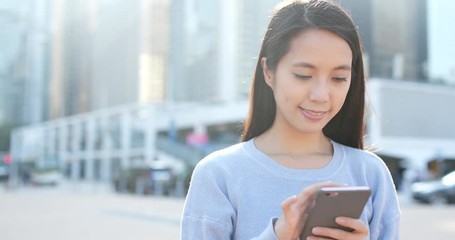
[169,0,280,103]
[0,1,25,125]
[169,0,220,102]
[50,0,170,118]
[341,0,428,81]
[236,0,281,98]
[0,0,52,125]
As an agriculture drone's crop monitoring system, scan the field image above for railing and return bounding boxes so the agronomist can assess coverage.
[155,136,207,167]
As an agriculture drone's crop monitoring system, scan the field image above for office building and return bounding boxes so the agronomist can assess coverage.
[50,0,170,118]
[169,0,280,103]
[0,0,52,125]
[0,1,25,125]
[341,0,428,81]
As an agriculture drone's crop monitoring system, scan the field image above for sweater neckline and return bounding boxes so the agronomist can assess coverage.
[243,138,345,180]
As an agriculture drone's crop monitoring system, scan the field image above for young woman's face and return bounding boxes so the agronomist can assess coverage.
[262,29,352,134]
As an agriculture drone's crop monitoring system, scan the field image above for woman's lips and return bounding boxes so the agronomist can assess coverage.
[300,108,328,121]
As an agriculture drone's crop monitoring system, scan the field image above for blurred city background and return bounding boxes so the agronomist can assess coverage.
[0,0,454,239]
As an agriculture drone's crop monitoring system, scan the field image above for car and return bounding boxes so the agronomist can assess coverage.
[411,170,455,204]
[0,152,11,182]
[30,167,61,186]
[113,163,177,196]
[0,163,9,182]
[30,156,61,186]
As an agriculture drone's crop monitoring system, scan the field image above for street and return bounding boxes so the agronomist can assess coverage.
[1,181,454,240]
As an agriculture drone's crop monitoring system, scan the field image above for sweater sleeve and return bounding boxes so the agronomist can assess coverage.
[251,218,279,240]
[180,159,236,240]
[366,154,401,240]
[180,154,280,240]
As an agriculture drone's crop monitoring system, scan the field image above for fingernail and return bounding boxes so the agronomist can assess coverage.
[289,194,297,201]
[312,227,321,234]
[336,217,346,223]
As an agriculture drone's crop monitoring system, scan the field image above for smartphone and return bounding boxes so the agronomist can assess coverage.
[300,186,371,239]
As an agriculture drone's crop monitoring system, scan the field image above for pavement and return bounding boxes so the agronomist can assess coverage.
[1,180,455,240]
[0,180,184,240]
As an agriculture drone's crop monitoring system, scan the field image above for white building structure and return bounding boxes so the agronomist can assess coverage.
[9,79,455,185]
[10,101,248,185]
[366,79,455,177]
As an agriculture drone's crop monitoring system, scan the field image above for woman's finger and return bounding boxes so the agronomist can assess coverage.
[309,218,368,240]
[335,217,369,234]
[311,226,350,239]
[296,181,345,207]
[307,236,335,240]
[281,194,298,214]
[274,195,302,240]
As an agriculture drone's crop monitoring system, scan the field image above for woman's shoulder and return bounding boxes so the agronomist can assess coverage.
[195,141,248,170]
[334,141,389,171]
[336,142,398,187]
[335,141,382,161]
[189,141,252,186]
[203,141,246,159]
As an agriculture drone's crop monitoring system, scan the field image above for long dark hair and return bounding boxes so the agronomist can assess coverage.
[241,0,365,149]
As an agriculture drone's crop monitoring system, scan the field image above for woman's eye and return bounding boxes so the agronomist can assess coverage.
[333,77,348,82]
[294,74,312,80]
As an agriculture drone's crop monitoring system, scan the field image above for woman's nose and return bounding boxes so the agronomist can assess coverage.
[309,80,329,103]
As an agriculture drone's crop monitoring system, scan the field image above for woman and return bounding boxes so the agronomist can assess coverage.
[181,0,400,239]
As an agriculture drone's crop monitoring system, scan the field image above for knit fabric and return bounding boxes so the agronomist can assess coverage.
[181,139,400,239]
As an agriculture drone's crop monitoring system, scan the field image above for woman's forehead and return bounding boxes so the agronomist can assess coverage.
[283,29,353,68]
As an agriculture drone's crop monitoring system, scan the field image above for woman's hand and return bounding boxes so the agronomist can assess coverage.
[307,217,368,240]
[273,182,342,240]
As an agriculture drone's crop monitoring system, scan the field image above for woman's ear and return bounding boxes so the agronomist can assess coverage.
[261,57,274,88]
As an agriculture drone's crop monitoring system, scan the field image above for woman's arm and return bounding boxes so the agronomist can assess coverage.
[180,161,236,239]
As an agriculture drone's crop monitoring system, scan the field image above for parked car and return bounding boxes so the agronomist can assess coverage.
[30,156,61,186]
[30,167,61,186]
[0,162,9,182]
[411,170,455,204]
[113,162,176,196]
[0,152,11,182]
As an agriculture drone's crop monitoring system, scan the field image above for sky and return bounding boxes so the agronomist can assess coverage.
[428,0,455,82]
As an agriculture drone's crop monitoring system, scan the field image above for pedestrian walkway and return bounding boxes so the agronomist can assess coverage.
[0,180,184,240]
[58,179,116,194]
[2,181,455,240]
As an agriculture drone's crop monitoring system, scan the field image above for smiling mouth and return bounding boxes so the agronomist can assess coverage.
[305,110,326,115]
[299,108,328,121]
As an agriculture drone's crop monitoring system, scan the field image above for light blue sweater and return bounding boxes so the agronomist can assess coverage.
[181,139,400,239]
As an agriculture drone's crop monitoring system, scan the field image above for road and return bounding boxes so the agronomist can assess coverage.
[1,181,454,240]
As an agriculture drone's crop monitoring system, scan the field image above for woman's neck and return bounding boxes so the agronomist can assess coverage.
[254,124,334,169]
[258,123,331,154]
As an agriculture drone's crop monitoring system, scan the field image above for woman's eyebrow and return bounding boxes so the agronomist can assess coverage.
[292,62,316,68]
[334,65,351,71]
[292,62,351,71]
